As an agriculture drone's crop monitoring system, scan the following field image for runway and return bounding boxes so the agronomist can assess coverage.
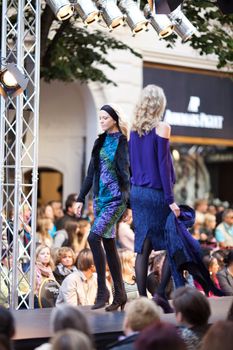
[12,296,233,350]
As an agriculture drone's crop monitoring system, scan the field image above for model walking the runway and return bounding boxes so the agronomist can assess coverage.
[129,85,180,307]
[77,104,130,311]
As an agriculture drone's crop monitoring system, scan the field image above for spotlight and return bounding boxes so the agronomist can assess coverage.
[76,0,99,25]
[144,4,173,38]
[46,0,74,21]
[0,62,29,99]
[94,0,125,30]
[119,0,148,34]
[168,6,196,42]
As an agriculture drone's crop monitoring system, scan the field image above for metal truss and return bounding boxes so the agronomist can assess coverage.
[0,0,40,309]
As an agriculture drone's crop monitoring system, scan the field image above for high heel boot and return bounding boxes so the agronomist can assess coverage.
[91,289,110,310]
[105,293,127,312]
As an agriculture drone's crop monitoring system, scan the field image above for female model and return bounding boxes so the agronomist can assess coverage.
[77,104,130,311]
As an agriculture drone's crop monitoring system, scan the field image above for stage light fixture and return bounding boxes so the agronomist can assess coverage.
[46,0,74,21]
[119,0,148,34]
[76,0,99,25]
[0,62,29,99]
[168,5,196,42]
[144,4,173,38]
[94,0,125,30]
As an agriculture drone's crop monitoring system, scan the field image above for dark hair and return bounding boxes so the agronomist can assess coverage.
[65,194,77,212]
[77,248,94,271]
[51,305,92,338]
[0,306,15,339]
[200,321,233,350]
[172,286,211,326]
[135,321,186,350]
[223,250,233,266]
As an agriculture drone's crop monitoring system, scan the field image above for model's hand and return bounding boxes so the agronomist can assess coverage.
[76,202,83,217]
[169,202,180,218]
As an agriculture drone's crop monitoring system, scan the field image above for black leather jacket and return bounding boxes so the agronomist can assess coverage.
[77,132,130,206]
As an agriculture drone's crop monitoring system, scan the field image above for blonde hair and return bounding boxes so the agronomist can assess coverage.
[35,244,54,270]
[118,249,135,280]
[51,329,93,350]
[107,103,129,138]
[131,85,166,136]
[124,297,160,331]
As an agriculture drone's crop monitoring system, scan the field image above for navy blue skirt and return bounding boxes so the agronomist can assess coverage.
[130,185,170,253]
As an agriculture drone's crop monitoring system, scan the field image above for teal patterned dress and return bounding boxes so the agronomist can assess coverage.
[91,132,126,239]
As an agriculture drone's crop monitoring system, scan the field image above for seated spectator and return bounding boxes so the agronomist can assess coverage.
[36,218,54,247]
[51,329,94,350]
[194,199,208,225]
[194,255,222,297]
[48,200,64,221]
[135,321,186,350]
[34,245,55,307]
[117,209,134,251]
[35,304,92,350]
[108,297,160,350]
[56,248,97,306]
[217,250,233,295]
[55,194,80,231]
[64,219,90,255]
[0,306,15,350]
[200,320,233,350]
[199,214,217,248]
[37,204,57,239]
[172,286,211,350]
[118,249,138,301]
[215,209,233,248]
[53,247,77,285]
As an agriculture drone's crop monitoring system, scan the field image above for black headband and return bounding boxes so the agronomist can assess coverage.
[100,105,119,123]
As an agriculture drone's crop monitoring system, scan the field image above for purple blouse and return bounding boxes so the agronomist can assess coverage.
[129,129,176,205]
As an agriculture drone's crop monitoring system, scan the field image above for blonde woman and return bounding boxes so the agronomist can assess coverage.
[76,104,130,311]
[129,85,179,310]
[118,249,139,301]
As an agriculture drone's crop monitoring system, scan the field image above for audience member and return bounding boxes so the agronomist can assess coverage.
[135,321,186,350]
[117,209,134,252]
[34,245,55,307]
[48,200,64,221]
[108,297,160,350]
[0,306,15,350]
[215,209,233,248]
[200,320,233,350]
[217,249,233,295]
[35,304,92,350]
[36,218,54,247]
[118,249,138,301]
[51,329,94,350]
[56,194,79,231]
[56,248,97,306]
[53,247,77,285]
[172,286,210,350]
[194,199,208,225]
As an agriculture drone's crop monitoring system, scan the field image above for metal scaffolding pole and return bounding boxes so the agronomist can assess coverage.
[0,0,41,309]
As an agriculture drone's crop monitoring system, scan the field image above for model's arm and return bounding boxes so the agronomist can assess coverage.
[76,157,94,216]
[116,136,130,204]
[157,122,180,217]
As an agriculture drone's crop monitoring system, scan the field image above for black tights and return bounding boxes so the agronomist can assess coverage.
[88,231,124,299]
[135,238,171,297]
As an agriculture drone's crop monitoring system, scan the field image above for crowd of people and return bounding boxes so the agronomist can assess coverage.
[1,84,233,349]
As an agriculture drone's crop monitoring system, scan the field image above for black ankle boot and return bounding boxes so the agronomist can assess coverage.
[105,294,127,312]
[91,289,110,310]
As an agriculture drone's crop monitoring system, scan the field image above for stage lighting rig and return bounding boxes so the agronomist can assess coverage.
[168,5,196,42]
[144,3,174,38]
[94,0,125,30]
[119,0,149,34]
[0,62,29,99]
[75,0,100,25]
[46,0,74,21]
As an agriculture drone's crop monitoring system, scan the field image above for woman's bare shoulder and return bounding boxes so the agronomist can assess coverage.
[156,121,171,139]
